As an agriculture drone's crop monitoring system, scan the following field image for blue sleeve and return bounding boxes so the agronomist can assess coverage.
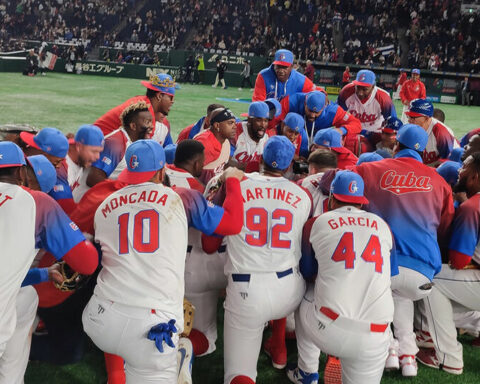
[300,218,318,279]
[176,188,224,235]
[91,137,123,177]
[163,132,173,147]
[299,128,309,158]
[449,200,480,257]
[21,268,49,287]
[30,190,86,259]
[49,175,73,201]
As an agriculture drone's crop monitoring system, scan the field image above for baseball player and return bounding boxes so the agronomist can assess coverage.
[94,73,175,141]
[376,117,403,157]
[176,104,224,143]
[288,171,395,384]
[394,69,407,100]
[337,69,397,149]
[405,99,459,166]
[232,102,270,171]
[400,69,426,123]
[20,127,74,213]
[311,128,358,169]
[459,128,480,148]
[267,112,306,160]
[194,108,237,184]
[253,49,315,101]
[65,124,105,202]
[352,124,454,376]
[275,91,362,156]
[153,111,174,147]
[0,142,98,383]
[213,136,312,384]
[82,140,245,384]
[417,152,480,374]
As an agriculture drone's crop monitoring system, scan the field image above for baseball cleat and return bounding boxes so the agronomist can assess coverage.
[415,329,434,348]
[264,337,287,369]
[286,365,319,384]
[385,347,399,370]
[416,348,463,375]
[323,356,342,384]
[399,355,417,377]
[177,337,194,384]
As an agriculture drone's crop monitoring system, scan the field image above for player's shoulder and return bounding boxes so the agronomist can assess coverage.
[375,86,393,102]
[458,194,480,213]
[431,119,455,137]
[338,83,356,99]
[22,186,56,206]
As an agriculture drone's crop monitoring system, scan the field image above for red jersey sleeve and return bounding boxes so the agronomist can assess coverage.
[252,74,267,101]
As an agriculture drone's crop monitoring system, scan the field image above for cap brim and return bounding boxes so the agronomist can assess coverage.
[68,138,75,145]
[405,111,425,117]
[0,163,24,169]
[273,60,292,67]
[140,81,175,96]
[353,80,374,87]
[333,193,369,205]
[117,169,157,184]
[20,132,41,150]
[382,128,396,134]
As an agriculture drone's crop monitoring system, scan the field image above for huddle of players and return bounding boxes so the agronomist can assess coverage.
[0,47,478,384]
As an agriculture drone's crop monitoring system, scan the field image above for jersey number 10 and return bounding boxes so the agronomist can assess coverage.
[118,209,159,254]
[332,232,383,273]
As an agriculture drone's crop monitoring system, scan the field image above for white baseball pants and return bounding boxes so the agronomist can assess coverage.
[0,286,38,384]
[185,246,227,356]
[223,268,305,384]
[391,266,432,357]
[83,294,179,384]
[423,264,480,369]
[295,287,390,384]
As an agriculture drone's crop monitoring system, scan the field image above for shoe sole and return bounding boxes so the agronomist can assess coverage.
[264,348,286,369]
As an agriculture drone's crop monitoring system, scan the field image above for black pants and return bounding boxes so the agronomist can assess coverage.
[30,271,98,365]
[241,76,253,88]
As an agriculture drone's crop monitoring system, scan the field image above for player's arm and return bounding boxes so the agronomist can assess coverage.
[448,200,479,269]
[299,217,318,281]
[49,162,76,214]
[21,264,63,287]
[399,83,408,105]
[86,139,123,187]
[336,88,348,110]
[302,76,315,93]
[252,74,266,101]
[420,83,426,99]
[380,96,397,119]
[332,106,361,135]
[28,189,99,275]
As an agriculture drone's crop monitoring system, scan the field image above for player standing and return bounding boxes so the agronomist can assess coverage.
[399,69,426,123]
[219,136,312,384]
[287,171,395,384]
[82,140,244,383]
[253,49,315,101]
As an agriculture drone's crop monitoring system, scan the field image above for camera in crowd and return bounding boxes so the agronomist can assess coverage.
[292,160,309,174]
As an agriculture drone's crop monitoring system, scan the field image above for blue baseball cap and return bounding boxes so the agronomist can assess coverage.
[265,98,282,118]
[0,141,26,168]
[357,152,383,165]
[164,144,177,164]
[330,170,369,205]
[353,70,376,87]
[262,136,295,170]
[382,116,403,133]
[406,99,433,118]
[397,123,428,152]
[74,124,105,147]
[27,155,57,193]
[273,49,294,67]
[306,91,326,113]
[118,140,166,184]
[436,161,461,186]
[412,68,420,75]
[248,102,269,119]
[448,147,464,164]
[20,127,69,158]
[313,128,342,149]
[283,112,305,133]
[141,73,176,96]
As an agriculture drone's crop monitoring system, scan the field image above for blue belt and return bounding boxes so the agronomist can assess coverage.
[186,245,227,253]
[232,268,293,282]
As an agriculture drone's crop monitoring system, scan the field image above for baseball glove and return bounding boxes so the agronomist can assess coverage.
[53,261,89,292]
[181,298,195,337]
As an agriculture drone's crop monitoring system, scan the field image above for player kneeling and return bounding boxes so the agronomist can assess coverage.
[287,171,396,384]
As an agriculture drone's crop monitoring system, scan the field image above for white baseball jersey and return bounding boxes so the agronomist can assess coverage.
[233,122,268,166]
[301,172,329,216]
[225,173,311,273]
[423,118,459,166]
[309,206,394,323]
[66,155,82,187]
[151,120,170,146]
[338,84,395,133]
[166,165,204,193]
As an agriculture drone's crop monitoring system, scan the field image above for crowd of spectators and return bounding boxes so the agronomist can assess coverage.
[1,0,479,73]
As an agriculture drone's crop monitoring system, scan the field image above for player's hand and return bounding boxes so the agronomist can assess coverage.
[221,167,244,182]
[48,264,64,285]
[148,319,177,353]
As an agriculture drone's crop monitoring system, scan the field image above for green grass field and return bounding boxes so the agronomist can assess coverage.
[1,72,480,383]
